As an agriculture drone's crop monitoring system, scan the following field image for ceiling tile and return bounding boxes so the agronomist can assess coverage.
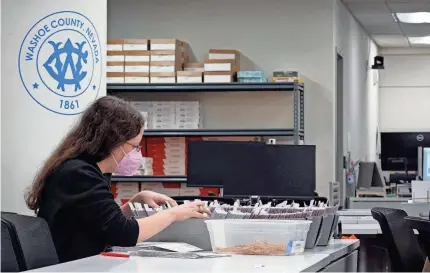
[353,13,396,25]
[366,24,404,34]
[401,24,430,36]
[388,2,430,12]
[343,0,386,2]
[345,3,391,13]
[371,34,410,47]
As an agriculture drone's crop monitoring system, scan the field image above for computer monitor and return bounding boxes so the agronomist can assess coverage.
[187,141,316,198]
[381,132,430,171]
[423,148,430,181]
[187,141,265,187]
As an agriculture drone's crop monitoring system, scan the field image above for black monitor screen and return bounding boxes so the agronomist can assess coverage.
[381,132,430,171]
[187,141,316,197]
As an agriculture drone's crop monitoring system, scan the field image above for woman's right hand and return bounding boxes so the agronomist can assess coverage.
[167,201,210,221]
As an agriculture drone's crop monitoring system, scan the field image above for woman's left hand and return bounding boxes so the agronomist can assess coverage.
[132,190,178,208]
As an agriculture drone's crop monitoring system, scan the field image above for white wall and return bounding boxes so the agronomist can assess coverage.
[335,0,379,163]
[379,48,430,132]
[108,0,336,196]
[1,0,107,214]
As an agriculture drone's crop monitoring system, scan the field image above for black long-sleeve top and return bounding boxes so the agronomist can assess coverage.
[37,154,139,263]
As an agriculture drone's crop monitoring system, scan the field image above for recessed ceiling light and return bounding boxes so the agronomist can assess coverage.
[408,36,430,45]
[394,12,430,23]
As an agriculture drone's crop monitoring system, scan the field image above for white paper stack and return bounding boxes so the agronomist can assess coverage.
[175,101,200,129]
[130,101,200,129]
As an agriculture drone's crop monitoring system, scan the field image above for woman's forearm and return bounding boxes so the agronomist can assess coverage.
[135,210,176,242]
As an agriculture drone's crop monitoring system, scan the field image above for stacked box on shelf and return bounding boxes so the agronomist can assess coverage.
[151,101,175,129]
[175,101,200,129]
[111,182,139,205]
[179,63,204,83]
[272,71,302,83]
[123,39,150,84]
[150,39,189,83]
[146,137,187,176]
[140,182,181,197]
[130,101,200,129]
[237,71,267,83]
[204,49,240,83]
[130,101,150,129]
[107,40,125,83]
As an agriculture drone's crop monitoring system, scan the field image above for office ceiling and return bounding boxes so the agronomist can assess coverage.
[342,0,430,47]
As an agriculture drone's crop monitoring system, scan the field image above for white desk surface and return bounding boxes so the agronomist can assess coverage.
[29,240,359,273]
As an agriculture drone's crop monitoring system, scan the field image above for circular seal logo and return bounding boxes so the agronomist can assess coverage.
[18,11,101,115]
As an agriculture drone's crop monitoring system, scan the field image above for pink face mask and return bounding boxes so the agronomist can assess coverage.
[113,147,143,176]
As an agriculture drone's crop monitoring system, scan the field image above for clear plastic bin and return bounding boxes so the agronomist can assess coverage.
[205,219,312,255]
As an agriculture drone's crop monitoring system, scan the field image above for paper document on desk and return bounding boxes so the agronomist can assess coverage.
[129,250,230,259]
[114,242,204,253]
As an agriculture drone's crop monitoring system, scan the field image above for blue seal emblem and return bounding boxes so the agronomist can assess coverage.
[18,11,101,115]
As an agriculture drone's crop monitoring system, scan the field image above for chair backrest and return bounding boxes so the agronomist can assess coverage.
[1,219,22,272]
[405,216,430,261]
[1,213,59,271]
[371,207,425,272]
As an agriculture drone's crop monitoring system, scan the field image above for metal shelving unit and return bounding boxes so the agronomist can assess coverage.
[108,82,305,184]
[143,128,304,137]
[107,82,303,92]
[111,175,187,183]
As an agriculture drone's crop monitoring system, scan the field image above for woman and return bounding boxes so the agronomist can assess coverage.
[25,96,209,263]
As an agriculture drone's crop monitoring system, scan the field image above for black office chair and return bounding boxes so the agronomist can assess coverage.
[405,216,430,260]
[1,219,22,272]
[1,213,59,271]
[371,207,425,272]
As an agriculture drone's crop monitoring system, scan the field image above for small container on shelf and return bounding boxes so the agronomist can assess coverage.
[184,62,204,72]
[150,72,176,83]
[124,72,150,84]
[124,51,150,62]
[237,71,267,83]
[208,49,240,61]
[107,62,124,73]
[107,39,124,51]
[204,59,238,72]
[150,38,186,51]
[124,61,150,73]
[176,71,203,83]
[107,72,125,84]
[123,38,149,51]
[204,71,236,83]
[150,61,183,73]
[107,51,125,62]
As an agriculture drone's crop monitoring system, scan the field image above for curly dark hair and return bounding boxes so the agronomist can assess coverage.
[26,96,145,212]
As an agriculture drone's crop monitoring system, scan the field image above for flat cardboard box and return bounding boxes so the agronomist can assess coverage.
[151,38,185,50]
[204,59,238,72]
[107,39,124,51]
[107,62,124,73]
[107,72,125,84]
[124,51,150,62]
[150,50,185,62]
[209,49,240,61]
[123,38,148,51]
[150,73,176,83]
[176,71,203,83]
[124,72,150,84]
[204,71,235,83]
[107,51,125,62]
[184,62,204,72]
[124,62,150,73]
[150,61,182,73]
